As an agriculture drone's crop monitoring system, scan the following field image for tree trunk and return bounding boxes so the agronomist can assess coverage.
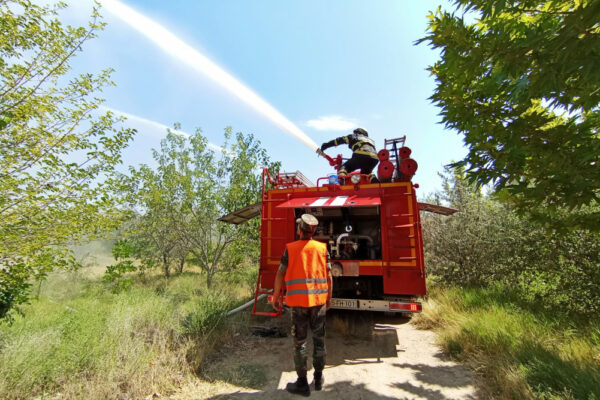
[35,279,43,300]
[206,271,213,288]
[178,257,185,274]
[163,253,170,278]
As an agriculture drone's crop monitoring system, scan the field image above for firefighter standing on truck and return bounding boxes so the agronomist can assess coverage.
[318,127,379,183]
[272,214,333,397]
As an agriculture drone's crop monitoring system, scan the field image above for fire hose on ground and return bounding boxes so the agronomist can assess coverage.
[224,294,267,316]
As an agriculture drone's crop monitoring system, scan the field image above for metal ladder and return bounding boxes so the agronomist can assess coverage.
[384,136,406,181]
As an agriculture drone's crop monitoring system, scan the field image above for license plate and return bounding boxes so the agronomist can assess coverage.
[331,298,358,309]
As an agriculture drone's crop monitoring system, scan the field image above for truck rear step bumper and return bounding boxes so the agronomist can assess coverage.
[330,298,422,312]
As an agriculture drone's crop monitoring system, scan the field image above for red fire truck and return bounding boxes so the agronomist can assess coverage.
[220,137,456,316]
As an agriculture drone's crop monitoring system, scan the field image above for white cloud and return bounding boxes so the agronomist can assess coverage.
[100,106,224,152]
[306,116,357,131]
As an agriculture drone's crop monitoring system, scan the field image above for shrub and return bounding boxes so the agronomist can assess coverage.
[423,168,600,315]
[182,291,238,336]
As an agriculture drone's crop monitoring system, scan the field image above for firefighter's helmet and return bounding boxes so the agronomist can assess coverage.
[353,127,368,136]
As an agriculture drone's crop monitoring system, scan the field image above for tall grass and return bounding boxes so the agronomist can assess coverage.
[414,283,600,400]
[0,267,255,400]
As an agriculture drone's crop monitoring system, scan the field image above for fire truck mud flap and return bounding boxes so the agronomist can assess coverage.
[330,298,422,313]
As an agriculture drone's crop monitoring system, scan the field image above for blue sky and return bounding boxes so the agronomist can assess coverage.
[62,0,465,196]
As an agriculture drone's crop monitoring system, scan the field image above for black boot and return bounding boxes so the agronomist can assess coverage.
[314,371,323,391]
[286,376,310,397]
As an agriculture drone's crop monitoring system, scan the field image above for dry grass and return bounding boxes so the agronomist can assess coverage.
[414,283,600,400]
[0,261,257,400]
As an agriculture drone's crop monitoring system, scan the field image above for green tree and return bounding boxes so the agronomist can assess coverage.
[422,168,525,286]
[423,167,600,315]
[117,165,186,278]
[419,0,600,230]
[119,128,278,287]
[0,1,134,318]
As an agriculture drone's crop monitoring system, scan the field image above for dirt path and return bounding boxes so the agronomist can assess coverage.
[172,310,478,399]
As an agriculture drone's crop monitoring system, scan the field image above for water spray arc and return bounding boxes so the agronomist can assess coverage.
[100,0,319,153]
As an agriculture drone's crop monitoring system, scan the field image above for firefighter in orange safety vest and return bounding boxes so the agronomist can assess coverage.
[272,214,333,397]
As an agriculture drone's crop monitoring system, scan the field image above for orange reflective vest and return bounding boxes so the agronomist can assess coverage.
[284,239,329,307]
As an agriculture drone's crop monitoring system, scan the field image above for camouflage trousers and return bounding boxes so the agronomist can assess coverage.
[290,304,327,378]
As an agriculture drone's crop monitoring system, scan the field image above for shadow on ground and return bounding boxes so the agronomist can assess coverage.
[393,362,474,388]
[199,309,410,390]
[390,381,478,400]
[198,308,478,399]
[326,309,408,364]
[206,380,409,400]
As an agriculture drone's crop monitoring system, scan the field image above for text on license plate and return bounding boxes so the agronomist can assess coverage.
[331,299,358,309]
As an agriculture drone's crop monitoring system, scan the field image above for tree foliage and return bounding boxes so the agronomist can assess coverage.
[420,0,600,230]
[118,163,183,278]
[0,1,134,318]
[118,128,279,287]
[423,169,522,286]
[102,239,137,293]
[423,168,600,315]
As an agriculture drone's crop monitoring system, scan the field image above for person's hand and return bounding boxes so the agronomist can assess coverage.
[271,294,283,311]
[326,299,332,311]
